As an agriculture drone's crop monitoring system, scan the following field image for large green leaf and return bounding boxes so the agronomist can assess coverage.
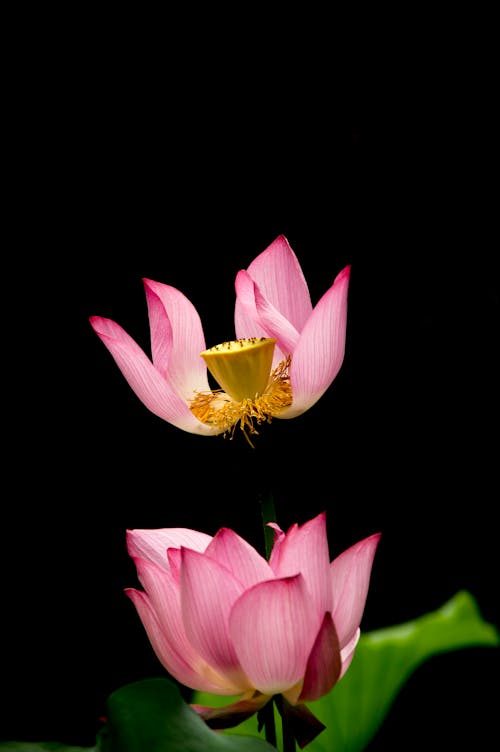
[303,590,499,751]
[193,590,499,751]
[96,676,276,752]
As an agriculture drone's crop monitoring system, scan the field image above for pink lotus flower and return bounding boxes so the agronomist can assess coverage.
[126,512,380,745]
[90,236,350,443]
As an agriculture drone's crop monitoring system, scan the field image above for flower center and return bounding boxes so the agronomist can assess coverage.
[190,338,292,445]
[200,337,276,402]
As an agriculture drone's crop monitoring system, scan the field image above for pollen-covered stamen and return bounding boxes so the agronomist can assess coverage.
[190,355,292,446]
[200,338,277,402]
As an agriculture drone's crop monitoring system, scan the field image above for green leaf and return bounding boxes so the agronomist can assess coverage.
[97,676,276,752]
[306,590,499,752]
[0,745,96,751]
[192,590,499,751]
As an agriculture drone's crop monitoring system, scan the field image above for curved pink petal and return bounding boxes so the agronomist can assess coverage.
[268,512,333,617]
[267,521,286,562]
[252,277,301,356]
[234,269,269,341]
[279,265,351,419]
[132,557,192,660]
[243,235,313,331]
[229,574,316,696]
[90,316,218,435]
[167,548,182,582]
[180,547,251,691]
[142,280,173,381]
[125,587,235,694]
[298,612,341,703]
[127,528,212,571]
[143,279,210,400]
[234,271,297,366]
[339,628,360,679]
[205,528,274,589]
[331,532,381,648]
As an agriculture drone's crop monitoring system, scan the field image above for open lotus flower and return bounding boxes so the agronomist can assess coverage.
[90,235,350,443]
[126,512,380,747]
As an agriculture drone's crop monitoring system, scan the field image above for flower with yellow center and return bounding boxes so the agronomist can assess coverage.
[90,235,350,443]
[190,338,292,444]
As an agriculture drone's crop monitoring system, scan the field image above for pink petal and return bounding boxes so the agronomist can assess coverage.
[267,522,286,562]
[205,528,274,589]
[280,265,351,419]
[125,587,235,694]
[298,612,341,702]
[143,279,210,400]
[339,628,360,679]
[331,532,381,648]
[90,316,218,435]
[268,512,333,616]
[127,528,212,571]
[180,547,250,690]
[167,548,182,582]
[242,235,313,331]
[229,574,316,696]
[234,271,297,365]
[252,277,301,355]
[234,269,269,341]
[142,280,173,381]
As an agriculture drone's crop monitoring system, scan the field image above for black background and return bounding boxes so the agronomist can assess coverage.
[3,14,499,750]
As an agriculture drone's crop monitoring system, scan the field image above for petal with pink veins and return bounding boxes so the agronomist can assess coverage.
[89,316,218,434]
[240,235,313,331]
[133,556,244,695]
[269,512,333,617]
[126,528,212,571]
[338,628,361,679]
[125,588,235,694]
[181,548,251,691]
[143,279,210,401]
[331,532,381,648]
[205,528,274,589]
[297,612,341,703]
[229,574,316,696]
[267,522,286,563]
[167,548,182,582]
[252,276,301,356]
[234,271,298,365]
[280,265,351,419]
[234,269,270,342]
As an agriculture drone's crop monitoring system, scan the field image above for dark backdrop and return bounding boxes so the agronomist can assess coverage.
[4,21,499,750]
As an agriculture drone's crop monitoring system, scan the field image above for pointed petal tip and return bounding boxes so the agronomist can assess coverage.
[89,315,124,340]
[125,528,136,553]
[336,264,352,283]
[123,586,141,602]
[89,314,107,329]
[276,233,291,247]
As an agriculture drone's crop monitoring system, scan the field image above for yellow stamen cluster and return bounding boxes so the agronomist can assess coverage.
[190,338,292,446]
